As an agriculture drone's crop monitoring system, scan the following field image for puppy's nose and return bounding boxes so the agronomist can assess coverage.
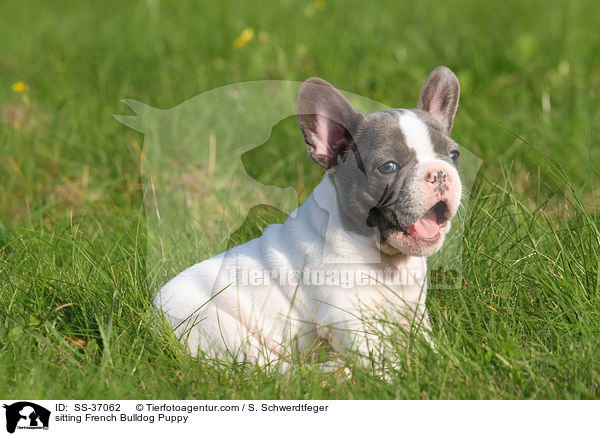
[425,170,447,184]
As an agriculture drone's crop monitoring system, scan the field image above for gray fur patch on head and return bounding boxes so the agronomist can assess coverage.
[330,109,418,236]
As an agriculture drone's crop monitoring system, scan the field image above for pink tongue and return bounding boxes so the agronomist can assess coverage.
[411,210,440,239]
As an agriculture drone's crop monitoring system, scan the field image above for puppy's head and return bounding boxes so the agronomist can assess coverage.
[297,66,462,257]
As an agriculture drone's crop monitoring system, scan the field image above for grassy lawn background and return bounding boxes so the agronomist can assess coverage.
[0,0,599,399]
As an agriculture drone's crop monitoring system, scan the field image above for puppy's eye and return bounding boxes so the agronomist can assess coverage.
[378,161,398,174]
[449,150,460,165]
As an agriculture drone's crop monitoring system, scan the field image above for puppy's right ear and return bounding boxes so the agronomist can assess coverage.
[297,78,364,170]
[417,66,460,134]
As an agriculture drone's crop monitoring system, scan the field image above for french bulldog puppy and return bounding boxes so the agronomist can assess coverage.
[154,66,462,371]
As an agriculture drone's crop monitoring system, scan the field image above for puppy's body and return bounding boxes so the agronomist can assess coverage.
[157,174,429,367]
[155,67,463,369]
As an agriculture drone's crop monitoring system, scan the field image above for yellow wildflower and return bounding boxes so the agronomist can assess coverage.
[314,0,325,11]
[12,81,27,93]
[233,28,254,48]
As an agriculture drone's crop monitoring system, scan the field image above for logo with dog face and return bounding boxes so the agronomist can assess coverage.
[2,402,50,433]
[115,80,481,292]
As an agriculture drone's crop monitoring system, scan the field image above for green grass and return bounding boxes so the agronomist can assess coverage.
[1,0,599,399]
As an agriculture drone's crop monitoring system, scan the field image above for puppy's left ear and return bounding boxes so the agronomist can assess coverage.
[297,78,364,170]
[417,66,460,134]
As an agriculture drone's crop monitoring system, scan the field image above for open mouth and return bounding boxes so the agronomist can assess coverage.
[404,201,449,242]
[367,200,453,249]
